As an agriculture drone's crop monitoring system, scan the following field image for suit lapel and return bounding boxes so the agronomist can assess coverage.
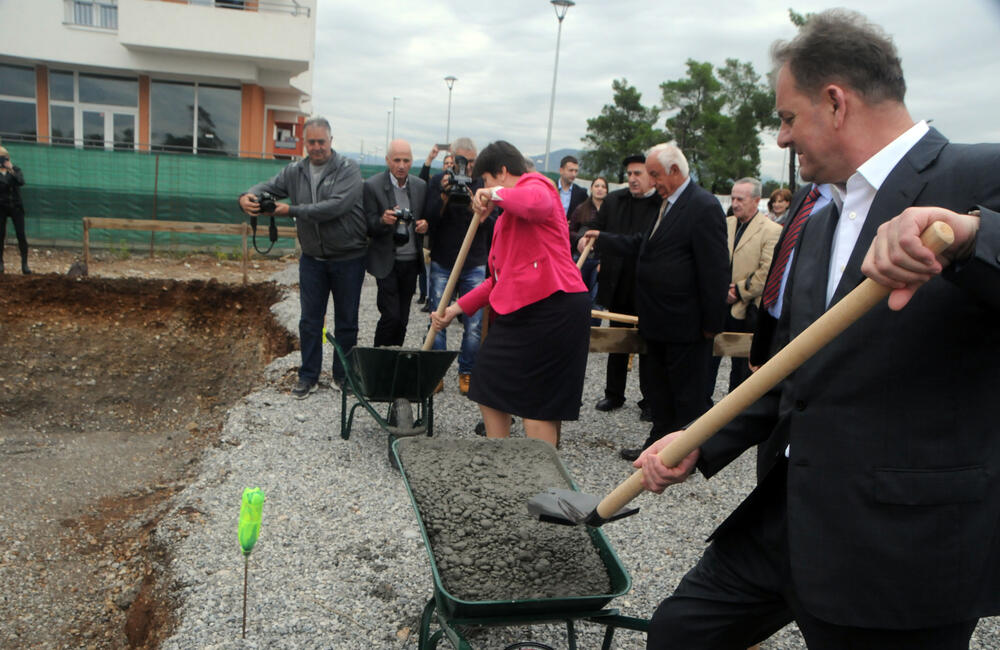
[733,214,764,256]
[830,129,947,305]
[788,202,839,335]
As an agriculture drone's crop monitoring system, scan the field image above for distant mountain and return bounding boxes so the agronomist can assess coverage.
[527,148,583,173]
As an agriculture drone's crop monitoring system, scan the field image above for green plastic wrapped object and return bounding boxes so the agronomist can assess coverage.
[238,487,265,556]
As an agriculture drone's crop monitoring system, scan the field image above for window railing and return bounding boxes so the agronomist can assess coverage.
[65,0,118,29]
[161,0,310,17]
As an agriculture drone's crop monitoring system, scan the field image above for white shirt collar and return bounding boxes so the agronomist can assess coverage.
[831,120,929,209]
[666,176,691,206]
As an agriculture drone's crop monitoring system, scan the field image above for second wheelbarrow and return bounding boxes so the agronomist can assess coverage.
[330,335,457,451]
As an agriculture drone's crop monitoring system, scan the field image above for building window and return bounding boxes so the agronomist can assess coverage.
[79,74,137,107]
[50,105,76,145]
[151,81,240,155]
[0,64,36,99]
[0,64,37,142]
[68,0,118,29]
[0,101,37,142]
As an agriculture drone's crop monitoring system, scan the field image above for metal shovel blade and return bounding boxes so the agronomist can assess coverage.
[527,488,639,527]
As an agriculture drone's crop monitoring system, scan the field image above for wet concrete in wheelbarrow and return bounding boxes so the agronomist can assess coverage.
[396,438,612,602]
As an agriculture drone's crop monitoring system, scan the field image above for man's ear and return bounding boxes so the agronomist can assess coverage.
[825,83,848,129]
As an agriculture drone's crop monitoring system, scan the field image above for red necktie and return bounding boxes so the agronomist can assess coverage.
[761,185,821,310]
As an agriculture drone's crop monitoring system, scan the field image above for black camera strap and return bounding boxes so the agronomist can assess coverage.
[250,215,279,255]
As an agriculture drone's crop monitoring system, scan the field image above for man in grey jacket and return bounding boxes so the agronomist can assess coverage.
[239,116,367,399]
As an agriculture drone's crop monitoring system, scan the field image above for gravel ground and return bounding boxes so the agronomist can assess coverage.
[156,264,999,649]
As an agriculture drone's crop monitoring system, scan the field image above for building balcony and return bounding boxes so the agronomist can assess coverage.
[117,0,314,78]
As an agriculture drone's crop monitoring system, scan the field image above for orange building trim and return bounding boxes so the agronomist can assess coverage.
[138,75,151,151]
[240,83,265,158]
[35,66,50,144]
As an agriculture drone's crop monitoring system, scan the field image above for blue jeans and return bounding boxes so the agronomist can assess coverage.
[428,260,485,374]
[298,254,365,384]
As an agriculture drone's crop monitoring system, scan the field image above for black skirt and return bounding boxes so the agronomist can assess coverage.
[468,290,590,421]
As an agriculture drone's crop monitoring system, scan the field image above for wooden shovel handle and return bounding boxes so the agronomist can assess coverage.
[423,212,482,351]
[596,221,955,520]
[591,309,639,326]
[577,238,595,269]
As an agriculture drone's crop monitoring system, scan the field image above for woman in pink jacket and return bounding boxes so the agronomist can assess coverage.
[431,141,589,447]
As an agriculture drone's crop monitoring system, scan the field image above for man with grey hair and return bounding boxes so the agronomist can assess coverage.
[424,137,490,395]
[707,176,781,396]
[636,9,1000,648]
[239,116,367,399]
[581,142,729,462]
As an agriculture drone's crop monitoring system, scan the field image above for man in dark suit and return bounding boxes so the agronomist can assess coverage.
[582,143,729,462]
[636,10,1000,649]
[363,139,428,347]
[578,154,660,414]
[556,155,588,219]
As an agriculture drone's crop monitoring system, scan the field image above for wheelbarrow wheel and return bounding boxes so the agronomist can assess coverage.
[503,643,555,650]
[388,399,414,470]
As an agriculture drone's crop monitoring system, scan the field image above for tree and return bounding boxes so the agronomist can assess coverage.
[580,79,666,181]
[660,59,775,194]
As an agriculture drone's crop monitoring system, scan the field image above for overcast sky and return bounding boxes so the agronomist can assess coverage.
[311,0,1000,181]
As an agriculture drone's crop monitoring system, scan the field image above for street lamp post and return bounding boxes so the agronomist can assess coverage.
[543,0,574,174]
[444,75,457,143]
[385,111,391,153]
[392,96,400,140]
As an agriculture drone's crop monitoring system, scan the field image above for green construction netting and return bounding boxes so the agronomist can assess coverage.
[3,142,389,255]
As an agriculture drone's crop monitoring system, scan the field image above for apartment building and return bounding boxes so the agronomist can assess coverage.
[0,0,315,158]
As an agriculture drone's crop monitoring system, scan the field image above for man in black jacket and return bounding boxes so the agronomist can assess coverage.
[636,10,1000,648]
[582,143,729,461]
[578,154,659,414]
[424,137,489,395]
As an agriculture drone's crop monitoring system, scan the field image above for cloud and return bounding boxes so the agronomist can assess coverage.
[311,0,1000,175]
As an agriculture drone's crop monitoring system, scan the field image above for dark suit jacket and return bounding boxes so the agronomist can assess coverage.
[586,187,660,308]
[749,182,815,367]
[698,128,1000,629]
[561,182,588,220]
[599,180,729,342]
[363,171,427,279]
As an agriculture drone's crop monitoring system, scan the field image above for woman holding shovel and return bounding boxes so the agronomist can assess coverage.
[431,141,589,447]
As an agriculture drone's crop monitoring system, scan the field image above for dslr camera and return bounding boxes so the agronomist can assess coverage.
[0,156,9,167]
[255,191,277,214]
[443,155,473,204]
[392,208,414,245]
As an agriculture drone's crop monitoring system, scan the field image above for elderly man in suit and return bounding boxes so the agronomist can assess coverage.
[363,139,428,347]
[582,143,729,462]
[708,177,781,397]
[636,9,1000,649]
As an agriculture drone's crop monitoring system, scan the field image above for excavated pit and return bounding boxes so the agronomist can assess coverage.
[0,274,295,649]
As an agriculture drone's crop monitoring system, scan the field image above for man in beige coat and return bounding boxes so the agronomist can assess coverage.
[709,177,781,397]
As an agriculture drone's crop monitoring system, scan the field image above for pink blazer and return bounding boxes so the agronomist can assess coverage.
[458,172,587,316]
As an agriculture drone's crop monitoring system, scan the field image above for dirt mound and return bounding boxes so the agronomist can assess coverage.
[0,272,296,649]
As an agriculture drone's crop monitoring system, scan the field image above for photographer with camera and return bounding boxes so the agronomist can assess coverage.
[238,116,367,400]
[424,137,491,395]
[0,145,30,274]
[364,139,428,347]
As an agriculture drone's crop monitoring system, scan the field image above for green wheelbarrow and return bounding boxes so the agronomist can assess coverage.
[329,335,458,457]
[393,437,649,649]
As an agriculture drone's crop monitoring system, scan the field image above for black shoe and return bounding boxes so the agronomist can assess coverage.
[420,303,432,313]
[21,264,31,275]
[595,397,625,412]
[417,296,427,304]
[619,447,642,462]
[474,420,486,436]
[292,379,318,399]
[640,405,653,422]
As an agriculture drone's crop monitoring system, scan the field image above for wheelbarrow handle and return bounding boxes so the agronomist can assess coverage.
[423,210,482,351]
[576,238,595,269]
[595,221,955,521]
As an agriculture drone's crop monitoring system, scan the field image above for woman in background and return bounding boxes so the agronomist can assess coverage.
[431,141,589,447]
[767,187,792,224]
[569,176,607,310]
